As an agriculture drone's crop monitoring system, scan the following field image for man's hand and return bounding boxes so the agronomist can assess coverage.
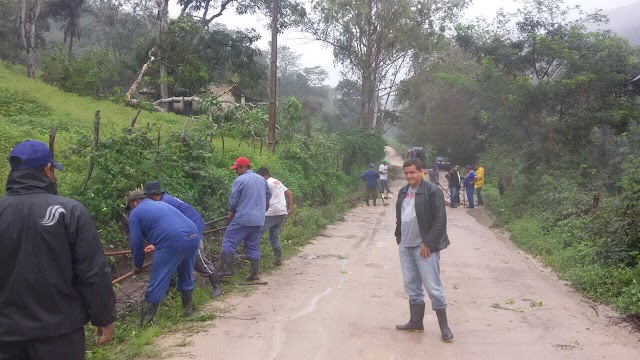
[420,244,432,258]
[144,244,155,254]
[97,322,115,346]
[228,212,235,221]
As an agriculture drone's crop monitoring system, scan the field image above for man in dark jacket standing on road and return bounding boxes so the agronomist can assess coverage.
[446,165,461,208]
[361,163,380,206]
[143,181,223,298]
[0,140,117,359]
[394,158,453,342]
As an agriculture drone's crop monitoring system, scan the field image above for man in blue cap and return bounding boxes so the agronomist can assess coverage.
[127,189,201,325]
[0,140,117,359]
[143,181,223,298]
[361,163,380,206]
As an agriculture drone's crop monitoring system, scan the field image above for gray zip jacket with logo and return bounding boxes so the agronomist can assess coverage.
[395,180,450,251]
[0,169,116,341]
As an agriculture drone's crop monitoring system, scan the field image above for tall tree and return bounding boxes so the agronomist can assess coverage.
[19,0,44,77]
[308,0,469,128]
[156,0,170,100]
[178,0,306,29]
[48,0,87,58]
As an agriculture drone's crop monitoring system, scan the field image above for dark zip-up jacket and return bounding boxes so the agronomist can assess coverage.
[0,169,116,341]
[395,180,450,252]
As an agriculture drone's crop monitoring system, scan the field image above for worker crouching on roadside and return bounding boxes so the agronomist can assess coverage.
[126,190,200,325]
[143,181,223,298]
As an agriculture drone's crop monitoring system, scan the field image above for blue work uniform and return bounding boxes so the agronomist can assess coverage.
[222,170,271,260]
[129,199,200,303]
[160,193,206,235]
[464,170,476,208]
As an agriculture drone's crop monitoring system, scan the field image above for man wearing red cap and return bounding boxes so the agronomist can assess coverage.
[219,157,271,281]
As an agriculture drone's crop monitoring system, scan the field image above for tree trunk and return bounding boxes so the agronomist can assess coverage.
[156,0,169,101]
[267,0,278,154]
[20,0,42,78]
[67,36,74,59]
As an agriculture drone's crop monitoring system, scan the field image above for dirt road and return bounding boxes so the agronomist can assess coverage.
[158,148,640,360]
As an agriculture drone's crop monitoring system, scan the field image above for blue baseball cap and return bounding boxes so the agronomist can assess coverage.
[369,163,375,168]
[9,140,64,171]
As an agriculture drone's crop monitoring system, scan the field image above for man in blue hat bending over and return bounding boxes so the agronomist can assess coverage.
[126,189,201,325]
[143,181,223,298]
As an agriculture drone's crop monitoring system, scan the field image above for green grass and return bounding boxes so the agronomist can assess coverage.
[0,64,185,192]
[485,183,640,316]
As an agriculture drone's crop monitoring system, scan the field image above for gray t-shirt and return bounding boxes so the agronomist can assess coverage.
[400,186,422,247]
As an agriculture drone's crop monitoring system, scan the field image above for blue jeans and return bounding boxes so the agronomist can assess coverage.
[222,220,262,260]
[449,187,459,207]
[398,246,447,310]
[465,185,475,208]
[146,237,199,303]
[262,215,286,251]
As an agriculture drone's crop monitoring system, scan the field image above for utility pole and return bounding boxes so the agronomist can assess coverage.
[267,0,278,153]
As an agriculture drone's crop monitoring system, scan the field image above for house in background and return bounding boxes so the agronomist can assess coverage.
[206,84,266,109]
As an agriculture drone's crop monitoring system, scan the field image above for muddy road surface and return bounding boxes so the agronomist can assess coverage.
[157,148,640,360]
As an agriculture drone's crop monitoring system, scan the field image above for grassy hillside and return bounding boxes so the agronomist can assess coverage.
[0,64,186,194]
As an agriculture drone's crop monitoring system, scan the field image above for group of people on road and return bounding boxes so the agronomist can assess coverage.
[360,159,393,206]
[0,139,294,358]
[126,156,294,325]
[444,164,485,209]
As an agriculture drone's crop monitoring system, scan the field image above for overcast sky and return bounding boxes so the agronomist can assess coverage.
[170,0,639,86]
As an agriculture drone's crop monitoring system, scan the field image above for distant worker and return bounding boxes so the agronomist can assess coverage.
[394,158,453,342]
[446,165,461,208]
[143,181,223,298]
[474,163,485,206]
[361,163,380,206]
[427,165,440,184]
[0,140,117,358]
[126,190,200,325]
[463,165,476,208]
[378,159,392,199]
[219,157,271,281]
[257,168,294,266]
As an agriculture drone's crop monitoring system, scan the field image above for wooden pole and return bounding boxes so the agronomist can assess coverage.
[82,111,100,190]
[48,128,56,176]
[267,0,278,153]
[105,250,132,257]
[112,261,152,286]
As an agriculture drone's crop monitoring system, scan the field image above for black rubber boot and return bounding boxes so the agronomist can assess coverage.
[209,273,224,298]
[396,302,425,331]
[219,253,234,278]
[274,248,282,266]
[246,260,260,281]
[140,301,159,326]
[436,308,454,342]
[181,290,193,317]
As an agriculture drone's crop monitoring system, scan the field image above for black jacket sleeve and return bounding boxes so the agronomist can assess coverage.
[68,203,117,327]
[424,185,447,250]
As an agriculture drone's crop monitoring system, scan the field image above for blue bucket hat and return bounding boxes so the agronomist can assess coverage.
[9,140,64,171]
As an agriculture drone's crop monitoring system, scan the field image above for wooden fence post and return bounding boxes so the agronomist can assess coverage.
[82,111,100,190]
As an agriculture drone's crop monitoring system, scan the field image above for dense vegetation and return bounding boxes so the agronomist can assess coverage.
[397,0,640,316]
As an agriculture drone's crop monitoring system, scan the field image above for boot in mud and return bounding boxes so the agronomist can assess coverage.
[436,308,454,342]
[181,290,194,317]
[274,248,282,266]
[246,260,260,281]
[140,302,159,326]
[218,253,234,278]
[209,273,224,298]
[396,302,425,331]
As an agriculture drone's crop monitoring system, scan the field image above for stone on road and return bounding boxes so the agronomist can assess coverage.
[157,148,640,360]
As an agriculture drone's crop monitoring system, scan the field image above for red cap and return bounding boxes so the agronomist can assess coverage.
[230,157,251,170]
